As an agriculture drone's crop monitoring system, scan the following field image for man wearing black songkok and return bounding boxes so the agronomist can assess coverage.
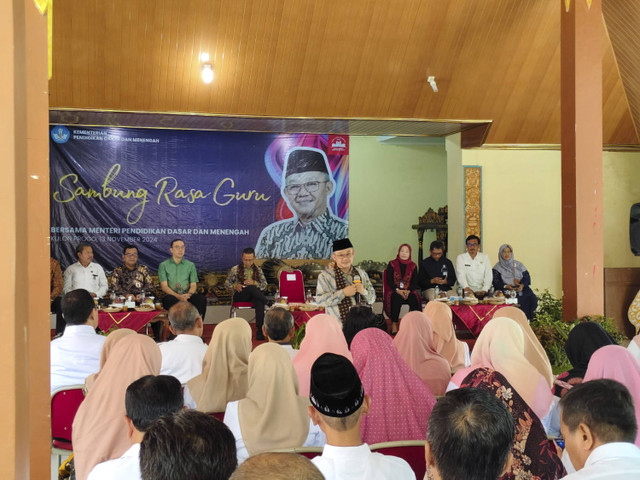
[307,353,415,480]
[255,147,347,259]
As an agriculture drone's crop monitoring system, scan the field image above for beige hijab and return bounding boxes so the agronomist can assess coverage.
[72,334,161,480]
[238,342,309,456]
[84,328,136,392]
[424,301,466,372]
[499,306,554,387]
[187,317,252,413]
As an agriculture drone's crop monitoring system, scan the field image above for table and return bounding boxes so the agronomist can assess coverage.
[450,304,512,337]
[291,310,324,328]
[98,310,165,333]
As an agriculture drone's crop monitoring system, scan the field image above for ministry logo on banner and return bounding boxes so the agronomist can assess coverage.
[51,125,70,144]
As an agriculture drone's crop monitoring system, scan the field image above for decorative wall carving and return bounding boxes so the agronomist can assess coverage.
[464,167,482,239]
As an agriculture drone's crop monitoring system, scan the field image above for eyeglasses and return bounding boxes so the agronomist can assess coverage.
[284,181,328,195]
[466,242,479,247]
[172,245,185,250]
[124,253,138,257]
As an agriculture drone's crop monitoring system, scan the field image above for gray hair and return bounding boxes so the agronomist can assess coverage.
[168,301,200,332]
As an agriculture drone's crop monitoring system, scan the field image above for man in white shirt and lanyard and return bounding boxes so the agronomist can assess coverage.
[50,289,106,393]
[88,375,184,480]
[308,353,416,480]
[455,235,492,297]
[559,379,640,479]
[158,301,208,384]
[63,242,108,298]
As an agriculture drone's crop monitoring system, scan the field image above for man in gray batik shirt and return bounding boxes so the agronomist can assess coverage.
[255,147,348,259]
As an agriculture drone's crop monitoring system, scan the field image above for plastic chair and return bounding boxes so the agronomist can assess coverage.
[369,440,427,479]
[279,269,305,303]
[51,385,85,473]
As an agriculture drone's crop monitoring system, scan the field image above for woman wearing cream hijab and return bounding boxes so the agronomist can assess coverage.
[72,334,161,480]
[186,317,252,412]
[83,328,136,392]
[224,342,324,463]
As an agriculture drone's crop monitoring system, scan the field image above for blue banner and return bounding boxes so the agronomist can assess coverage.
[50,126,349,272]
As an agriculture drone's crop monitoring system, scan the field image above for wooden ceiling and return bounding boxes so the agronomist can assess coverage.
[48,0,640,146]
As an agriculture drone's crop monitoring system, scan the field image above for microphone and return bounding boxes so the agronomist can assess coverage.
[353,274,362,305]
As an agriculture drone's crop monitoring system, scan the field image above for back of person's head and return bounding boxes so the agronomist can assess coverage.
[427,387,514,480]
[343,306,376,348]
[125,375,184,432]
[61,289,95,325]
[560,379,637,444]
[140,409,237,480]
[230,453,324,480]
[167,301,200,332]
[264,307,294,341]
[309,352,366,432]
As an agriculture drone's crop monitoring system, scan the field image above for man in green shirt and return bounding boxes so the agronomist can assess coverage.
[158,239,207,324]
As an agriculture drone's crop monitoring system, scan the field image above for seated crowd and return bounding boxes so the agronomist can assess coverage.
[50,237,640,479]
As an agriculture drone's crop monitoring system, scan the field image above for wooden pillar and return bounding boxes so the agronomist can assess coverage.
[0,0,50,477]
[560,0,604,321]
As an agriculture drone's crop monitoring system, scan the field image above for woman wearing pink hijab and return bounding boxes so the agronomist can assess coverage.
[292,314,352,396]
[584,345,640,447]
[423,300,469,372]
[394,311,451,395]
[351,328,436,444]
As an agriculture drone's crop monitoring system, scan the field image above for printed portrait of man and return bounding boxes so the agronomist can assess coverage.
[255,147,348,259]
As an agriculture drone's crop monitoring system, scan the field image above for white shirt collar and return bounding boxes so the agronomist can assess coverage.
[585,442,640,467]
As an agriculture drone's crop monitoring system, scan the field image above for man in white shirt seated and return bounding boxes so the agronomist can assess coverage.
[308,353,416,480]
[87,375,184,480]
[140,410,237,480]
[50,289,106,393]
[63,242,108,299]
[263,307,298,360]
[425,388,514,480]
[455,235,492,297]
[559,379,640,479]
[230,452,323,480]
[158,301,208,384]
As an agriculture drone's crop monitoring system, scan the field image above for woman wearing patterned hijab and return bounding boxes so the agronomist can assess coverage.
[492,244,538,319]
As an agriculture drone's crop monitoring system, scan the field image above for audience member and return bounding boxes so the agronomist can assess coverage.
[499,306,554,386]
[84,328,136,392]
[87,375,184,480]
[316,238,376,324]
[293,314,353,396]
[423,301,469,372]
[449,317,555,426]
[308,353,416,480]
[224,343,325,463]
[230,453,324,480]
[225,247,270,340]
[418,240,457,301]
[455,235,492,297]
[560,379,640,478]
[394,311,451,396]
[583,345,640,447]
[343,306,386,348]
[492,244,538,319]
[384,243,421,335]
[140,410,237,480]
[51,257,64,334]
[50,289,106,393]
[351,328,435,444]
[110,244,154,299]
[72,334,161,480]
[186,317,252,413]
[158,238,207,318]
[461,368,566,479]
[63,242,108,298]
[553,322,618,398]
[425,387,514,480]
[263,307,298,359]
[158,301,208,383]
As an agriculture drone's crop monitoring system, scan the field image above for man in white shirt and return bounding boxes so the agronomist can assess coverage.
[50,289,106,393]
[263,307,298,360]
[158,301,208,384]
[308,353,416,480]
[559,379,640,479]
[425,387,514,480]
[87,375,184,480]
[63,242,108,298]
[455,235,492,296]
